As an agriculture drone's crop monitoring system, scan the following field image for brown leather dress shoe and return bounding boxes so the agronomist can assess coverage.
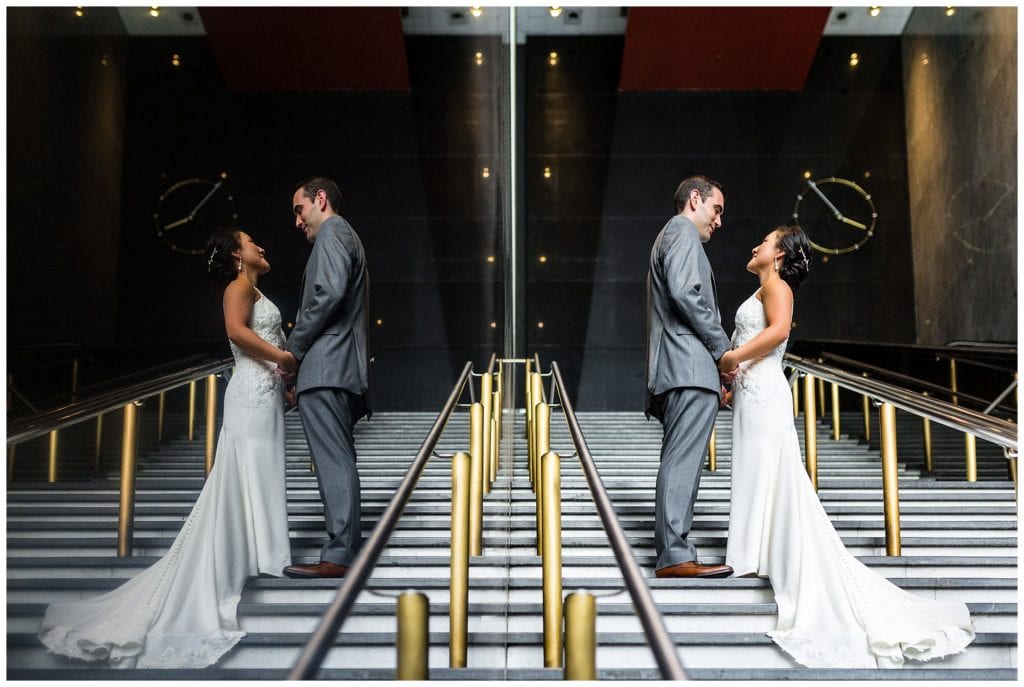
[283,561,350,578]
[655,561,733,578]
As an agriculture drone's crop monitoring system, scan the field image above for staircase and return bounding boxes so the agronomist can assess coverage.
[6,406,1018,680]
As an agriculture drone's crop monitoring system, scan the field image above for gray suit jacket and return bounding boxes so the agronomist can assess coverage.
[645,215,731,416]
[286,215,370,408]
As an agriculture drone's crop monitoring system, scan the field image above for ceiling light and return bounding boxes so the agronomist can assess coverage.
[803,171,812,179]
[868,6,881,17]
[537,322,545,329]
[74,7,84,17]
[548,51,558,66]
[376,319,383,326]
[486,255,495,263]
[549,6,563,18]
[543,166,552,179]
[150,6,160,18]
[490,322,497,329]
[171,54,181,67]
[474,51,484,66]
[482,167,490,178]
[469,6,483,19]
[945,6,956,16]
[849,52,859,67]
[538,255,548,263]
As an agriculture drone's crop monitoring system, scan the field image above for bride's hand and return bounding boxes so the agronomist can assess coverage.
[718,350,739,373]
[278,350,298,374]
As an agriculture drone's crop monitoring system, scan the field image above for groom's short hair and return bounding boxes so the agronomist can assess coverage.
[674,175,723,213]
[295,177,343,214]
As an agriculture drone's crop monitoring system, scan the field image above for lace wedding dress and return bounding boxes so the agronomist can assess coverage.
[38,291,292,669]
[724,289,975,668]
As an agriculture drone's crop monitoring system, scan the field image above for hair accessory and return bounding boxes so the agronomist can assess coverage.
[798,245,810,269]
[207,247,218,270]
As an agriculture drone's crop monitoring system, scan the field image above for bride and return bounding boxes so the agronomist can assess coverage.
[38,228,295,668]
[718,225,975,668]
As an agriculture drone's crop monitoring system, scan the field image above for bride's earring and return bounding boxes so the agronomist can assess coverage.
[773,257,780,272]
[237,259,243,272]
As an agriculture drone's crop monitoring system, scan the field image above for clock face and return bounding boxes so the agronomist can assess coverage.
[154,177,238,255]
[792,177,877,255]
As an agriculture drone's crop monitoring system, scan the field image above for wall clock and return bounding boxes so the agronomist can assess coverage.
[154,173,237,255]
[792,177,876,255]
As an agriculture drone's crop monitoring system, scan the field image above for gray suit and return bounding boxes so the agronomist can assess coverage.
[286,215,370,565]
[645,215,731,569]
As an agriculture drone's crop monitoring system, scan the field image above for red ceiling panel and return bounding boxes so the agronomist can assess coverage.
[199,7,410,91]
[619,7,830,91]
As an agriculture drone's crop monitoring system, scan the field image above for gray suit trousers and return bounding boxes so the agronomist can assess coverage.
[297,387,364,565]
[654,386,718,570]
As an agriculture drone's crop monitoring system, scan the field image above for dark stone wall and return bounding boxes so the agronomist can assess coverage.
[902,7,1017,345]
[7,8,128,350]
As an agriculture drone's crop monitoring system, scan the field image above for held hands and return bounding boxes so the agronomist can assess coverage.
[278,350,299,375]
[718,350,739,383]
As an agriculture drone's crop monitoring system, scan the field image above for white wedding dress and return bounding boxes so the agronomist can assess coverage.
[38,291,292,669]
[725,289,975,668]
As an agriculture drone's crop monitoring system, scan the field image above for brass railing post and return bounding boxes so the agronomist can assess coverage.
[965,433,978,482]
[535,402,550,556]
[469,402,485,557]
[187,380,197,441]
[94,414,104,470]
[803,374,818,491]
[480,373,492,494]
[921,392,933,472]
[396,591,430,680]
[817,375,826,418]
[879,402,902,556]
[490,389,500,484]
[564,592,597,680]
[157,391,166,442]
[117,402,140,557]
[47,430,59,483]
[204,374,218,476]
[830,382,840,440]
[791,377,798,418]
[449,451,471,668]
[861,373,871,442]
[541,450,563,668]
[707,425,717,471]
[530,372,544,492]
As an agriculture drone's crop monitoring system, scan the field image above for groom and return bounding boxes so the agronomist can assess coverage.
[645,174,734,579]
[281,176,370,579]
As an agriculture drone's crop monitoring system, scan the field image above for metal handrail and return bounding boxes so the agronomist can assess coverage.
[7,357,234,447]
[288,360,475,680]
[797,337,1016,357]
[820,352,1016,415]
[548,361,687,680]
[785,354,1017,453]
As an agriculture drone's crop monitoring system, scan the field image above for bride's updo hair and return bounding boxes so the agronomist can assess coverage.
[205,227,241,289]
[774,225,812,290]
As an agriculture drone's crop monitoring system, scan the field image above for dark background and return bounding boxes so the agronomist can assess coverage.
[6,8,1014,412]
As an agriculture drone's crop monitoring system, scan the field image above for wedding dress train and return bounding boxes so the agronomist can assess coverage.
[38,292,292,668]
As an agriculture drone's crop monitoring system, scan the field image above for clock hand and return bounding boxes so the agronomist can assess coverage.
[186,180,224,218]
[806,180,845,220]
[839,216,867,230]
[163,216,192,231]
